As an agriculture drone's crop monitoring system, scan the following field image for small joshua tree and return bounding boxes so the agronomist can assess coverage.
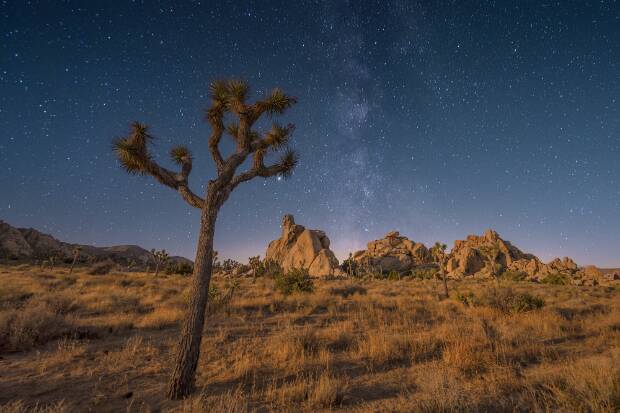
[346,252,354,277]
[248,255,261,278]
[48,254,57,270]
[69,246,81,274]
[113,79,298,399]
[126,259,137,271]
[151,249,169,277]
[480,243,501,286]
[431,242,449,299]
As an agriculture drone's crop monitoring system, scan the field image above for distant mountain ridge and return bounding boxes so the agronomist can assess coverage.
[0,220,192,267]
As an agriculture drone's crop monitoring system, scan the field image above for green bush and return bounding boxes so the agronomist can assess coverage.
[87,260,116,275]
[455,292,475,306]
[510,293,546,312]
[274,268,314,295]
[541,272,570,285]
[208,281,238,314]
[479,287,545,313]
[500,270,528,282]
[454,288,544,313]
[387,270,401,280]
[165,262,193,276]
[329,284,367,298]
[410,267,438,280]
[340,258,361,277]
[258,259,282,278]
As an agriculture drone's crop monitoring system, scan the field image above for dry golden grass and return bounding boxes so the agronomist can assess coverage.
[0,264,619,412]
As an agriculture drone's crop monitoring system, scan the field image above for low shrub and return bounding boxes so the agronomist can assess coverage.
[165,262,193,276]
[541,272,570,285]
[455,292,475,306]
[261,259,282,277]
[87,260,116,275]
[207,281,238,314]
[500,270,528,282]
[340,258,361,277]
[329,284,367,298]
[275,268,314,295]
[387,270,401,280]
[0,302,75,352]
[410,267,438,280]
[454,288,544,313]
[478,287,545,313]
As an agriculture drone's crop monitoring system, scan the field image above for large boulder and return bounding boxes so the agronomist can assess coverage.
[265,215,340,276]
[352,231,432,272]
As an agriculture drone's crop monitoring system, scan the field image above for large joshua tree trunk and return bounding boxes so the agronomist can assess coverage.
[167,188,220,399]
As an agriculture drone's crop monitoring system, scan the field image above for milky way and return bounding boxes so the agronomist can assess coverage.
[1,1,619,266]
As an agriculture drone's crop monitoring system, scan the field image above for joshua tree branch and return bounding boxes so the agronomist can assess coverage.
[229,149,298,189]
[145,160,205,209]
[208,127,225,174]
[248,88,297,122]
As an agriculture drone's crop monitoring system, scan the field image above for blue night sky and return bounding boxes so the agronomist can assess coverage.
[1,1,619,266]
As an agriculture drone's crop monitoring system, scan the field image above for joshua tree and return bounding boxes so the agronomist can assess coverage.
[480,243,501,286]
[48,254,57,270]
[126,259,137,271]
[113,80,298,399]
[346,252,354,277]
[69,247,81,274]
[151,249,170,277]
[248,255,261,278]
[431,242,449,299]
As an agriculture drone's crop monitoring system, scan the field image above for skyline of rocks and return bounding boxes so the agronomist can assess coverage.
[2,217,619,284]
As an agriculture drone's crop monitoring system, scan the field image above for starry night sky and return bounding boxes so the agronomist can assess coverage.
[1,1,619,266]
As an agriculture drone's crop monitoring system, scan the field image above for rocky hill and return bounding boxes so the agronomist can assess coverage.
[351,227,616,285]
[446,229,586,280]
[0,220,191,268]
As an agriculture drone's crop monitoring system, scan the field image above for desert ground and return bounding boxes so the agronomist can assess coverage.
[1,265,619,412]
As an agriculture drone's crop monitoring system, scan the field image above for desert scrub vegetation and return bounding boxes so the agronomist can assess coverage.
[500,269,529,282]
[0,265,619,412]
[274,267,314,295]
[455,286,545,313]
[541,272,572,285]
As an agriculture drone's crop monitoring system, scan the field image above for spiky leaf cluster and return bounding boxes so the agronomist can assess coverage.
[170,146,191,165]
[276,148,299,179]
[112,122,153,174]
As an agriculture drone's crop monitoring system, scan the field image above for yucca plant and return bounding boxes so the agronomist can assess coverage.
[113,79,298,399]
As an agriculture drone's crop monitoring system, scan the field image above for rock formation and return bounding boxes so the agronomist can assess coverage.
[352,231,432,272]
[265,215,340,276]
[446,229,536,276]
[444,229,610,285]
